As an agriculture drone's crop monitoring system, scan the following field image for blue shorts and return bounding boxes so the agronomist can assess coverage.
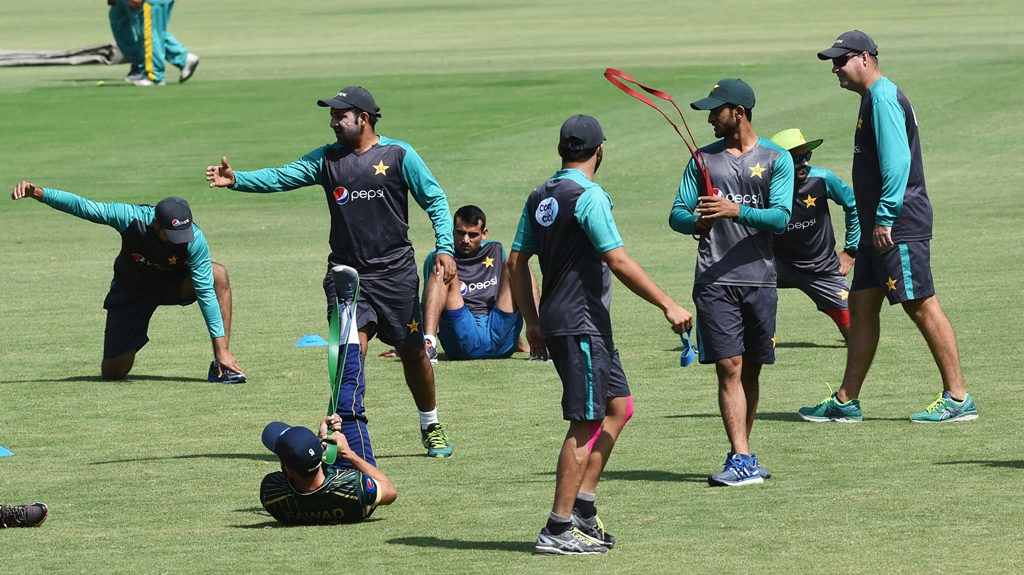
[851,241,935,305]
[437,305,523,360]
[102,276,193,360]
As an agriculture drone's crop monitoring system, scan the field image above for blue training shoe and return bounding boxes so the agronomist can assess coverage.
[708,453,763,487]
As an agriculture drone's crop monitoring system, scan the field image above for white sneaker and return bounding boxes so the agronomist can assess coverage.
[132,78,166,87]
[124,71,145,83]
[179,53,200,83]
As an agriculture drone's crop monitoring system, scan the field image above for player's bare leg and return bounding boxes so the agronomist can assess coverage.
[393,345,437,412]
[741,360,762,441]
[902,295,966,399]
[579,396,629,494]
[837,288,885,402]
[422,268,462,336]
[552,420,593,517]
[716,355,751,455]
[495,259,537,352]
[101,350,135,380]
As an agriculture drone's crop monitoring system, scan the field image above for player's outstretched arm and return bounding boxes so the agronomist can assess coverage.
[11,181,45,201]
[206,157,236,188]
[602,246,692,333]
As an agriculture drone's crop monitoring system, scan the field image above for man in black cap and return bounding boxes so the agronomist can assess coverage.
[669,79,794,487]
[10,181,244,382]
[509,114,692,555]
[206,86,456,457]
[799,31,977,424]
[259,414,396,525]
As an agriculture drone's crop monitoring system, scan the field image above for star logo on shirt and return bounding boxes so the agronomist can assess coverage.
[483,257,494,268]
[407,318,420,333]
[771,333,777,348]
[748,162,766,179]
[886,276,898,291]
[167,255,177,265]
[857,117,863,130]
[802,194,816,208]
[373,161,389,176]
[839,289,849,300]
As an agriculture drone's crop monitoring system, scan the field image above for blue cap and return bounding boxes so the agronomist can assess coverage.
[261,422,323,474]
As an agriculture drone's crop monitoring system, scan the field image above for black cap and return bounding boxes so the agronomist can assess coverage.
[154,197,194,244]
[559,114,606,152]
[262,422,324,474]
[690,78,756,111]
[316,86,381,117]
[817,30,878,60]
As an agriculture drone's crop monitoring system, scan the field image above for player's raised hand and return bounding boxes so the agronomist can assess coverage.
[664,302,693,334]
[11,181,44,201]
[206,157,236,188]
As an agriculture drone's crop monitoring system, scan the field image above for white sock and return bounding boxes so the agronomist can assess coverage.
[419,408,439,429]
[425,334,437,347]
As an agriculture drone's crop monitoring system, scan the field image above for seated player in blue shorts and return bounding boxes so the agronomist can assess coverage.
[769,128,860,341]
[10,181,245,383]
[418,205,535,363]
[260,414,397,526]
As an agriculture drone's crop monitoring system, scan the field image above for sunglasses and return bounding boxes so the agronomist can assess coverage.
[831,52,863,68]
[791,151,812,164]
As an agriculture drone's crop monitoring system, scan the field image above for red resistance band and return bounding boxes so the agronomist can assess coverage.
[603,68,716,241]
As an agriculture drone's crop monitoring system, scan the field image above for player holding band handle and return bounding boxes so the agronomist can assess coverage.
[511,115,691,555]
[670,79,794,487]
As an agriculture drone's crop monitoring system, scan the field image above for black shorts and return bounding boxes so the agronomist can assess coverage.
[692,283,776,365]
[102,277,194,360]
[323,262,425,349]
[850,241,935,305]
[546,334,630,422]
[776,260,850,311]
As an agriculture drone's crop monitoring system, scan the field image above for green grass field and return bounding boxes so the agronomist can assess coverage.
[2,1,1024,573]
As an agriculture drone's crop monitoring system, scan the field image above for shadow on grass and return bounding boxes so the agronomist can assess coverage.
[388,536,533,554]
[534,469,706,483]
[91,453,276,465]
[602,469,707,483]
[375,453,433,460]
[3,374,196,384]
[935,460,1024,469]
[665,411,907,422]
[775,341,846,349]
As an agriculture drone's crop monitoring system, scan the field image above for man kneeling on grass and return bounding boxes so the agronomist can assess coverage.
[260,414,397,525]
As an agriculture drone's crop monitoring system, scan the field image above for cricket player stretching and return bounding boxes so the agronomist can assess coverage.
[670,79,794,486]
[770,128,860,341]
[10,183,244,383]
[799,31,977,423]
[510,115,691,555]
[208,86,457,457]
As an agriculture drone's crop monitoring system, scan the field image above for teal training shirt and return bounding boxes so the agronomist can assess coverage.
[852,77,932,243]
[423,240,505,317]
[670,137,794,286]
[512,168,623,337]
[40,188,224,339]
[231,136,454,275]
[773,166,860,274]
